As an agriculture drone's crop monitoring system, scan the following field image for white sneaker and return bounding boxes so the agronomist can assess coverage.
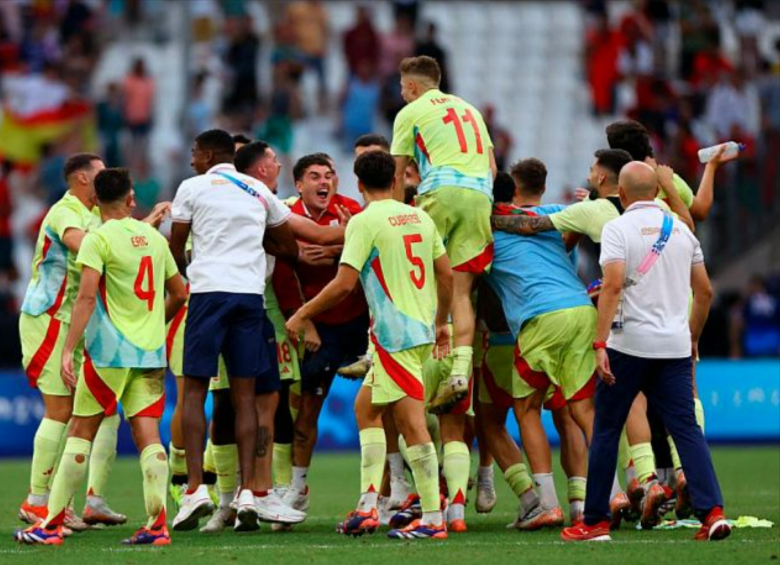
[476,478,497,514]
[255,491,306,524]
[377,496,394,526]
[172,484,214,531]
[282,486,310,512]
[388,476,412,510]
[234,489,260,532]
[199,505,236,533]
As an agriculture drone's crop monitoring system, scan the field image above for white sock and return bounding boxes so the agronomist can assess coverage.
[533,473,559,510]
[656,467,674,486]
[27,492,48,506]
[421,510,443,526]
[387,452,405,480]
[478,465,494,483]
[521,486,540,512]
[358,491,378,512]
[291,466,309,492]
[220,491,233,508]
[570,499,584,522]
[447,503,465,521]
[610,474,622,499]
[625,465,637,484]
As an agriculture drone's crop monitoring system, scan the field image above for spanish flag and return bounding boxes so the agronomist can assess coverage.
[0,100,98,168]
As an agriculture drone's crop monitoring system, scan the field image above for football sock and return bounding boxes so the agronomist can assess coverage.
[272,443,293,487]
[203,439,216,475]
[448,501,465,521]
[212,443,238,496]
[451,346,473,378]
[625,463,637,484]
[387,452,405,480]
[358,491,379,513]
[87,414,119,498]
[426,412,442,452]
[610,474,622,499]
[443,441,470,511]
[694,398,705,432]
[630,442,656,484]
[43,437,91,529]
[359,428,386,499]
[567,476,587,502]
[618,429,631,471]
[289,404,300,425]
[291,466,309,493]
[504,463,533,498]
[169,442,187,478]
[30,418,67,498]
[478,465,494,483]
[668,436,682,471]
[533,472,560,510]
[140,443,168,528]
[407,442,440,522]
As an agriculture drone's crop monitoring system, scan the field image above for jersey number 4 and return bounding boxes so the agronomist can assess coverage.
[403,234,425,290]
[134,256,156,311]
[442,108,483,154]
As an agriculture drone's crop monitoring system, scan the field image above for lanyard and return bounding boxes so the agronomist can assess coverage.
[214,171,268,209]
[625,210,674,288]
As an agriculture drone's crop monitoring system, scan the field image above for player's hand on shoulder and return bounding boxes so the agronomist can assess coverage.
[573,187,590,202]
[144,201,172,228]
[656,164,674,187]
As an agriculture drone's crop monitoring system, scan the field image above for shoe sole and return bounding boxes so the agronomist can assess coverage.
[234,507,260,532]
[428,386,468,415]
[640,491,667,530]
[18,510,44,525]
[83,515,127,526]
[561,533,612,542]
[258,511,306,525]
[172,502,214,531]
[709,520,731,541]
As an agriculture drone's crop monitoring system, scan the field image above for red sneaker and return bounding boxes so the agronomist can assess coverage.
[640,482,670,530]
[610,492,631,530]
[561,521,612,542]
[694,507,731,541]
[18,500,47,525]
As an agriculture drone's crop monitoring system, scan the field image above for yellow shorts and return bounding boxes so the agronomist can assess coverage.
[416,186,493,273]
[75,356,166,419]
[20,312,83,397]
[266,301,301,383]
[515,306,597,401]
[364,342,433,405]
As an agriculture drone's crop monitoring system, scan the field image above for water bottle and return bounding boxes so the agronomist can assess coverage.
[697,141,745,163]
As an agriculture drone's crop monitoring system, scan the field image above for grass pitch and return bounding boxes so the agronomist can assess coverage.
[1,446,778,564]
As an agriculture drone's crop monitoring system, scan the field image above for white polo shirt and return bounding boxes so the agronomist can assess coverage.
[171,163,291,295]
[600,200,704,359]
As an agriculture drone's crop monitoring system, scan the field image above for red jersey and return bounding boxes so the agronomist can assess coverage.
[273,194,368,325]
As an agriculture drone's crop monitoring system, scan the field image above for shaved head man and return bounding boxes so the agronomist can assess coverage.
[618,162,658,206]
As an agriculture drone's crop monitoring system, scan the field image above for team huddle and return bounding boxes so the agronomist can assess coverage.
[14,56,738,546]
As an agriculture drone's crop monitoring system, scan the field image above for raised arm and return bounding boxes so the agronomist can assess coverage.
[690,145,740,222]
[657,165,695,232]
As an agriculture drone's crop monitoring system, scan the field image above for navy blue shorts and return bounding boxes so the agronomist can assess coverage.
[300,313,369,397]
[184,293,276,390]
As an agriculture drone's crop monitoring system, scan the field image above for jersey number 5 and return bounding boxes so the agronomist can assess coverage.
[403,234,425,290]
[442,108,484,155]
[134,256,155,311]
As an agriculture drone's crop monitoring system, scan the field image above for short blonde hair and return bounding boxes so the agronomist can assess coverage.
[399,56,441,87]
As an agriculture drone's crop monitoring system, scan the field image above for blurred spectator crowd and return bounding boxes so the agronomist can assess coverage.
[0,0,778,366]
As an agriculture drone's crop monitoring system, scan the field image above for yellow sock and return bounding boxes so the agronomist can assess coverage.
[272,443,292,487]
[87,414,119,497]
[203,439,216,474]
[504,463,532,497]
[443,441,470,505]
[668,436,682,470]
[169,442,187,477]
[359,428,386,493]
[630,442,656,483]
[140,444,168,528]
[30,419,66,496]
[211,443,238,495]
[43,437,91,528]
[451,346,473,377]
[694,398,705,432]
[567,476,587,501]
[406,442,440,513]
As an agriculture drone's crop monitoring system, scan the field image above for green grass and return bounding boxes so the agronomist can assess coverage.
[1,447,779,564]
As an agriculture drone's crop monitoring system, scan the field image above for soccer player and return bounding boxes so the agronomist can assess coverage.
[15,168,188,546]
[486,159,606,528]
[18,154,135,530]
[354,133,391,156]
[170,130,298,531]
[272,154,368,514]
[391,55,496,413]
[285,150,453,540]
